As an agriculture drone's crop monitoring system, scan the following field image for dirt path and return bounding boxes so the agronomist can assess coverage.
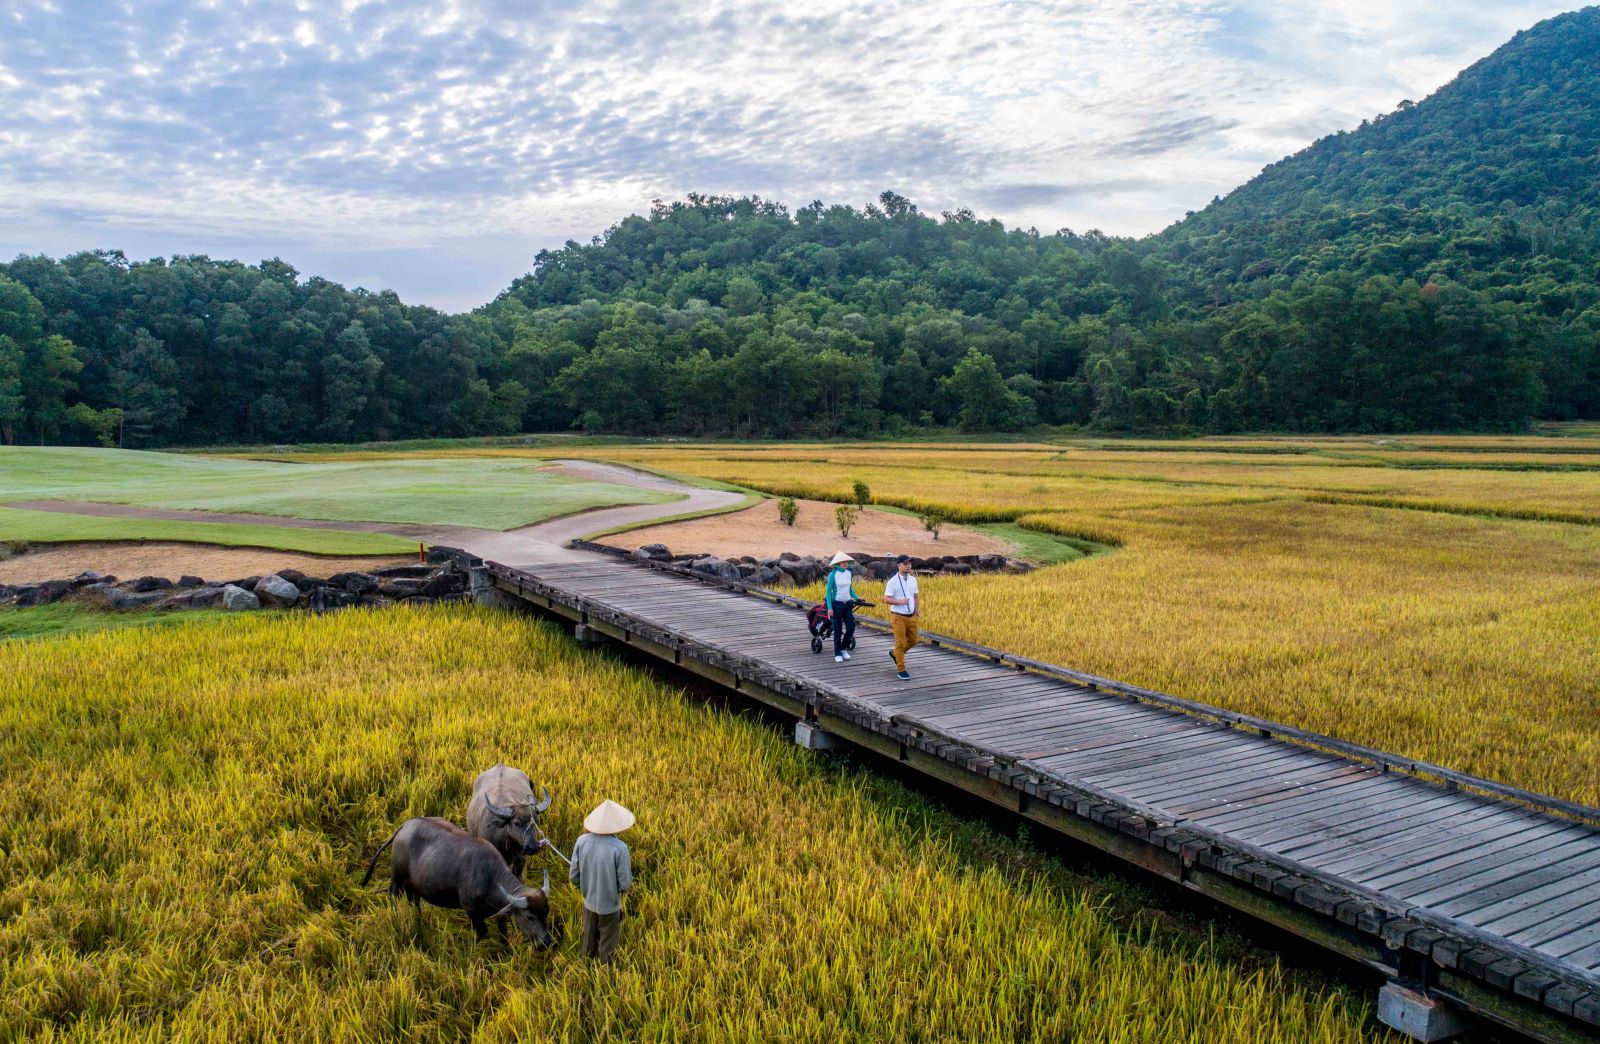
[0,544,415,585]
[597,497,1013,559]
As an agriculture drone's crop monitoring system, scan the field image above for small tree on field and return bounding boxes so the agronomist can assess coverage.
[777,497,798,526]
[835,504,858,540]
[851,480,872,509]
[921,509,948,541]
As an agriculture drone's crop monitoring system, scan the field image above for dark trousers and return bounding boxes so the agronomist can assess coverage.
[582,907,622,962]
[830,599,856,655]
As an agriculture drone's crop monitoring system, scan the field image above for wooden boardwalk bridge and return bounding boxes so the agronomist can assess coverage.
[459,545,1600,1042]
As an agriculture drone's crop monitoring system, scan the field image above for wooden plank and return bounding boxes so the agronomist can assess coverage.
[1473,872,1600,938]
[1283,798,1543,868]
[1122,753,1356,810]
[1079,737,1306,792]
[1185,774,1407,834]
[1534,918,1600,962]
[1022,723,1246,771]
[1326,815,1574,889]
[971,702,1175,747]
[1389,838,1600,909]
[1360,823,1597,894]
[1159,763,1374,818]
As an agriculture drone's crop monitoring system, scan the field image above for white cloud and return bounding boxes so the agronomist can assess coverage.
[0,0,1580,310]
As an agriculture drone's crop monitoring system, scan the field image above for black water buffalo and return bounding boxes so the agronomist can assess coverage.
[362,817,555,947]
[466,764,553,875]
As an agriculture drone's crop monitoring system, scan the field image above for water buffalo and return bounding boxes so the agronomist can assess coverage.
[466,764,553,876]
[362,816,555,947]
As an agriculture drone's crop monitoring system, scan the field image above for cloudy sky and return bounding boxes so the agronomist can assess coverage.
[0,1,1579,311]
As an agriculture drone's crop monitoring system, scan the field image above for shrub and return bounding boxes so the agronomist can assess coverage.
[835,504,858,539]
[851,480,872,508]
[920,510,948,541]
[777,497,798,526]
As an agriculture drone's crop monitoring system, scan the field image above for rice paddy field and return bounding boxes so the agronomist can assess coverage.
[0,607,1383,1040]
[3,430,1597,1040]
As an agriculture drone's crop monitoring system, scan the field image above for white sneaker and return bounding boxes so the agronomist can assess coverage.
[835,654,844,663]
[842,650,851,660]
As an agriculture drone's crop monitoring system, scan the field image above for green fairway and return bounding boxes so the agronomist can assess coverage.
[0,507,417,554]
[0,447,678,530]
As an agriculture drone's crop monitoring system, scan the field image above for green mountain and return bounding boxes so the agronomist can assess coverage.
[1,9,1597,445]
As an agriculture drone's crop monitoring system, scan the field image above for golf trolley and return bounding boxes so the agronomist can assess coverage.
[807,599,875,654]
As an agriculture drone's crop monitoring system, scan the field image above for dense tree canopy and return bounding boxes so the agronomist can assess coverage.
[2,9,1596,445]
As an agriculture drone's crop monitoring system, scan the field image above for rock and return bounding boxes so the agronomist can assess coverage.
[376,577,428,598]
[866,559,897,580]
[736,562,759,578]
[356,594,394,609]
[72,571,109,587]
[371,564,432,579]
[274,569,308,585]
[756,566,785,586]
[15,579,75,607]
[910,557,938,571]
[177,575,204,589]
[421,570,462,597]
[779,551,801,562]
[105,588,167,611]
[328,572,377,594]
[221,584,261,611]
[637,543,672,561]
[977,553,1007,571]
[125,575,174,593]
[690,556,742,582]
[254,573,301,608]
[309,587,360,611]
[942,562,973,575]
[737,555,758,565]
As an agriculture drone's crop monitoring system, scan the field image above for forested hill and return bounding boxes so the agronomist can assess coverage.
[2,11,1598,447]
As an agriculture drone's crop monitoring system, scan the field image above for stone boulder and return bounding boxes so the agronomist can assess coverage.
[15,580,75,607]
[376,577,429,598]
[371,564,432,579]
[977,553,1008,571]
[636,543,673,561]
[177,575,204,589]
[72,571,109,587]
[254,573,301,608]
[105,588,168,611]
[221,584,261,611]
[328,572,378,594]
[124,575,174,593]
[156,586,226,610]
[689,556,742,583]
[274,568,308,586]
[756,565,785,586]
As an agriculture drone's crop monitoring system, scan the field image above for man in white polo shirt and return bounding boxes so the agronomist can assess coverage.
[884,554,920,680]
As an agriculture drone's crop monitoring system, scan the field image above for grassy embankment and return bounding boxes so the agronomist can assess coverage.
[0,606,1386,1040]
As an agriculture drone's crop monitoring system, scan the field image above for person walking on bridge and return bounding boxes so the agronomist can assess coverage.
[570,799,635,963]
[884,554,921,681]
[825,551,859,663]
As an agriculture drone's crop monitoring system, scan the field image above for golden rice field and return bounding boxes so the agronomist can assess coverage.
[557,437,1600,808]
[0,607,1386,1041]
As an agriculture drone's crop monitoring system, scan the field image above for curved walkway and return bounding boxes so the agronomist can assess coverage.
[4,460,748,569]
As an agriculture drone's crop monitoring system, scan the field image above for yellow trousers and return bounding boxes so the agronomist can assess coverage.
[892,613,920,671]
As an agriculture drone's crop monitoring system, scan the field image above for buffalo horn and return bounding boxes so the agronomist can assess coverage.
[533,787,553,814]
[542,868,550,895]
[485,796,514,820]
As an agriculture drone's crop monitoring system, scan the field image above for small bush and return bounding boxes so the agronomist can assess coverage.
[920,510,948,541]
[835,504,858,539]
[777,497,798,526]
[852,480,872,508]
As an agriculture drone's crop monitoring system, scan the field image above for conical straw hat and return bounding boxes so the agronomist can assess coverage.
[828,551,855,566]
[583,799,635,835]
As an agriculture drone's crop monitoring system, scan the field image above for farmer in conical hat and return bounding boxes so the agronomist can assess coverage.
[570,799,635,962]
[824,551,859,664]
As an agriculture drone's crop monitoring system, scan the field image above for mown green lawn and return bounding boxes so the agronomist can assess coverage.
[0,447,677,531]
[0,507,416,554]
[0,603,232,641]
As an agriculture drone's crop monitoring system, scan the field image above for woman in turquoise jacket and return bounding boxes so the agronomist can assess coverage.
[824,551,858,663]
